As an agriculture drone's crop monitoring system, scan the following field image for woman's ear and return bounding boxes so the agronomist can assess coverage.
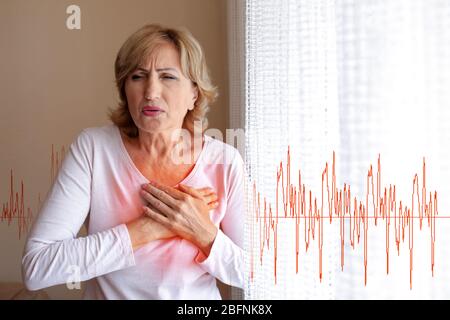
[192,86,199,102]
[189,86,199,111]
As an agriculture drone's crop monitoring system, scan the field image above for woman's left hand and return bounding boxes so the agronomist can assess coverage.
[140,181,218,257]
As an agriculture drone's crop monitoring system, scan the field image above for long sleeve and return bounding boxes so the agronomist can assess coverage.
[22,130,135,291]
[196,152,246,288]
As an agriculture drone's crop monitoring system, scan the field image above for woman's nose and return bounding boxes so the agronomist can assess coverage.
[145,77,161,100]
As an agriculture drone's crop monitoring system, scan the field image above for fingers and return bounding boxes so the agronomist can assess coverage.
[143,182,219,212]
[141,186,176,214]
[201,192,218,204]
[143,206,170,227]
[178,184,202,199]
[148,181,186,200]
[196,187,215,196]
[197,187,218,200]
[179,184,219,210]
[208,201,219,210]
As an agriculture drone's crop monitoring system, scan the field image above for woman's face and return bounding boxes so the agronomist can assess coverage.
[125,41,198,135]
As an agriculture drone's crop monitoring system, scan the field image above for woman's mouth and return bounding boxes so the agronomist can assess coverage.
[142,106,164,117]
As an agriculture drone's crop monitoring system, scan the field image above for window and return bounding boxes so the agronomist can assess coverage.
[240,0,450,299]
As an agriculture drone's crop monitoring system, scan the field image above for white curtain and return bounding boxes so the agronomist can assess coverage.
[244,0,450,299]
[227,0,246,300]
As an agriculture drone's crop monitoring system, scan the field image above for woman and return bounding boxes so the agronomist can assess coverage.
[22,24,245,299]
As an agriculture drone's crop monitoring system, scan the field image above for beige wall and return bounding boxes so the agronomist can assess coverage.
[0,0,228,299]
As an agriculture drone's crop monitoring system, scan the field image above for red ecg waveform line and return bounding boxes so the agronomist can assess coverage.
[1,144,66,239]
[250,148,439,289]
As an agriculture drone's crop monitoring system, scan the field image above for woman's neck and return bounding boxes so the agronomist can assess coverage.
[136,130,180,160]
[126,128,203,166]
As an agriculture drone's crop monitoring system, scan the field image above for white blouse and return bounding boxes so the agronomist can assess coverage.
[22,124,245,299]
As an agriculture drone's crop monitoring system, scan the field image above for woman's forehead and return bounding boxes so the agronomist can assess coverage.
[139,42,182,70]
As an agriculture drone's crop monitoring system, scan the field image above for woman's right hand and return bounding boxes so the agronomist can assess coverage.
[126,186,218,250]
[188,186,219,212]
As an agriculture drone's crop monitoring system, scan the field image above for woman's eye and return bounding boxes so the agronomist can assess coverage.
[131,74,143,80]
[162,74,177,80]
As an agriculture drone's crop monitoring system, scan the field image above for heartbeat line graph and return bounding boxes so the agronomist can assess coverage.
[250,147,440,289]
[1,144,66,239]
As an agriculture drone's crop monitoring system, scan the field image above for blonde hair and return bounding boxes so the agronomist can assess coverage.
[110,24,218,137]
